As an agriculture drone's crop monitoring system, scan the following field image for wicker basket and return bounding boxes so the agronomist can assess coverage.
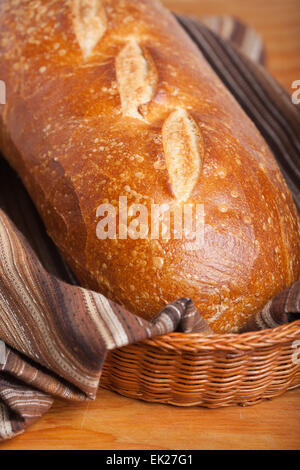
[101,319,300,407]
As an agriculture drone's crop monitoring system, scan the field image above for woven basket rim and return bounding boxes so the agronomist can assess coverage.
[140,318,300,353]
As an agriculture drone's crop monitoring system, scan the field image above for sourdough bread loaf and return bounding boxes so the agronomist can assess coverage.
[0,0,299,332]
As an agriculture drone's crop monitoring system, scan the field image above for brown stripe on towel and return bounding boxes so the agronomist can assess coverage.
[200,15,266,65]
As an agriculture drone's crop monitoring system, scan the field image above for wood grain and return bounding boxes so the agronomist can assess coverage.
[0,0,300,450]
[164,0,300,91]
[0,388,299,450]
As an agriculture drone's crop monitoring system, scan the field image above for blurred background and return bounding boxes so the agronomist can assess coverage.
[162,0,300,91]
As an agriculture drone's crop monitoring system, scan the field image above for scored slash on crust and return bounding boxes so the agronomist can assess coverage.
[115,39,156,121]
[72,2,202,201]
[162,109,203,202]
[72,0,107,58]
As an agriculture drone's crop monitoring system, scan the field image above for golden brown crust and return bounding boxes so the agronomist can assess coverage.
[0,0,299,332]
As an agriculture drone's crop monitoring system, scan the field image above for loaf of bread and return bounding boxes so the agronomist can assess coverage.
[0,0,299,333]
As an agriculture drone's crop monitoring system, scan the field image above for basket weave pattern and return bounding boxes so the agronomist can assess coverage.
[102,320,300,407]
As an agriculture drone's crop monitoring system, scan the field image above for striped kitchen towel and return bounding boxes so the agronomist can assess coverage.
[0,209,209,440]
[0,15,299,441]
[240,280,300,332]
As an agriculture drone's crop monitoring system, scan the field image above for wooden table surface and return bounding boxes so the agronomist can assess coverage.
[1,0,300,451]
